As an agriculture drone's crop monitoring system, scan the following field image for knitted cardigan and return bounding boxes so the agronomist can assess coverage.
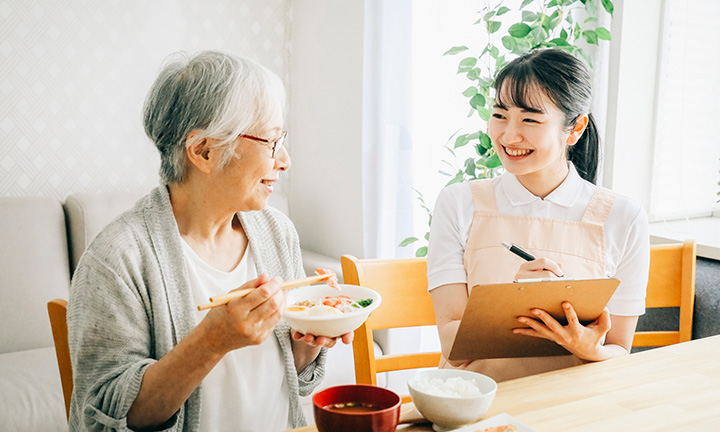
[67,186,327,431]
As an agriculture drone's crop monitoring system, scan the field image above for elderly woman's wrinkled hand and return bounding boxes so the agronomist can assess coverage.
[291,329,354,348]
[201,273,286,355]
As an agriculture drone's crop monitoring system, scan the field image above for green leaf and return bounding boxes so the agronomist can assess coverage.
[530,26,549,44]
[479,131,492,150]
[457,57,477,73]
[502,35,517,51]
[582,29,598,45]
[470,93,486,110]
[445,171,465,187]
[477,106,492,122]
[489,45,500,59]
[601,0,614,16]
[443,45,469,56]
[508,23,532,38]
[521,11,537,22]
[560,28,568,40]
[585,0,598,16]
[467,68,480,80]
[454,134,470,149]
[424,232,430,241]
[596,27,611,40]
[547,0,560,7]
[462,86,478,97]
[399,237,419,247]
[483,152,503,168]
[483,11,496,21]
[415,246,428,258]
[516,38,532,53]
[487,21,502,33]
[548,37,571,46]
[520,0,534,9]
[497,6,511,16]
[464,157,476,176]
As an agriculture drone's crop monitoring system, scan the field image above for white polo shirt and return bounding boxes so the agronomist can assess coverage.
[427,165,649,316]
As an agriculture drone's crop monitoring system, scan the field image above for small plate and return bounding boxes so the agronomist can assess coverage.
[447,413,535,432]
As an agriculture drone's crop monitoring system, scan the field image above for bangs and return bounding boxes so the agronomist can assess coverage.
[494,70,554,113]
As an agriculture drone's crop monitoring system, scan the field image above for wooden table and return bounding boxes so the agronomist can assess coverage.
[288,335,720,431]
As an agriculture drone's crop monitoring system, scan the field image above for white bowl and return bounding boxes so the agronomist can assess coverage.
[283,284,381,338]
[407,369,497,432]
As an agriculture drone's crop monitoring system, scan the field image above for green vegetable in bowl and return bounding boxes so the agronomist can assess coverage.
[351,298,373,309]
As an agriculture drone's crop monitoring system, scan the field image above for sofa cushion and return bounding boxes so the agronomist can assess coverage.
[0,346,67,432]
[0,197,70,354]
[63,192,145,273]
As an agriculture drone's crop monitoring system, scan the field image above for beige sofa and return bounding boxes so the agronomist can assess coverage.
[0,192,371,431]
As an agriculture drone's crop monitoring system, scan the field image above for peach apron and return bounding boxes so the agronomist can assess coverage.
[440,179,616,381]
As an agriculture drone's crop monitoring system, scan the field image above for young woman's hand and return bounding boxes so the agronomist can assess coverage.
[514,258,564,279]
[513,302,612,361]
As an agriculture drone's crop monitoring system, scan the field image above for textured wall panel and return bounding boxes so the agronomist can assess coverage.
[0,0,290,200]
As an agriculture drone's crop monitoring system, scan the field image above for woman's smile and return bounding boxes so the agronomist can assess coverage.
[502,145,534,158]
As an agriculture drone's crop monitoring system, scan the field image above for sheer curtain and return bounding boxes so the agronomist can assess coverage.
[362,0,415,259]
[649,0,720,220]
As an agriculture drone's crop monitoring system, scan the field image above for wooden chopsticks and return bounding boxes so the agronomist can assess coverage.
[197,273,336,311]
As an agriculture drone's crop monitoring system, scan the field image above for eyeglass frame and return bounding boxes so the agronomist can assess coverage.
[238,131,287,158]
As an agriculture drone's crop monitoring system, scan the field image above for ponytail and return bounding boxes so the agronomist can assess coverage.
[568,113,600,184]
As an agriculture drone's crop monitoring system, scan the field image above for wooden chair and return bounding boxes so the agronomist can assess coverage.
[341,255,441,403]
[632,240,696,347]
[47,299,72,419]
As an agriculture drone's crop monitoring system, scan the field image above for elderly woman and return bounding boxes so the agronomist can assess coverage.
[67,51,349,432]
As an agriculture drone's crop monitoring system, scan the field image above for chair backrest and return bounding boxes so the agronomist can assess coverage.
[341,255,441,402]
[47,299,72,420]
[632,240,696,347]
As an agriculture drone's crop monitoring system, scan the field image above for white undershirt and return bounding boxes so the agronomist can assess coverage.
[181,238,290,432]
[427,164,650,316]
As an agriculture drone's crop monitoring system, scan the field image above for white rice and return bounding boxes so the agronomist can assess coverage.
[410,375,483,398]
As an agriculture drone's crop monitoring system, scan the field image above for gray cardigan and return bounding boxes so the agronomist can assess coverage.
[67,186,327,431]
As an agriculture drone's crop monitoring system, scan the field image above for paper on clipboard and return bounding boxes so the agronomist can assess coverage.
[448,278,620,361]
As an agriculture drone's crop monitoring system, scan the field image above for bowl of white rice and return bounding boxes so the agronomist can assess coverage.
[407,369,497,431]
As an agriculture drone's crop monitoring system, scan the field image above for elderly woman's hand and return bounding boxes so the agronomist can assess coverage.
[201,273,286,355]
[291,330,354,348]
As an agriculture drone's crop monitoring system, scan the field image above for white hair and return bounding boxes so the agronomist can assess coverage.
[143,50,286,183]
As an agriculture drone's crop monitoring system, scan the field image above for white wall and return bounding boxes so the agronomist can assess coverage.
[289,0,365,259]
[0,0,291,201]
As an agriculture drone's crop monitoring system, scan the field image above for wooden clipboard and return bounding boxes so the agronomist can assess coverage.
[448,278,620,360]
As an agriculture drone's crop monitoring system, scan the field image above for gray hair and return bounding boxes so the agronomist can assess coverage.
[143,50,286,184]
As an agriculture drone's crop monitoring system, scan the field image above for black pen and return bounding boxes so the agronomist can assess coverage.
[501,241,536,261]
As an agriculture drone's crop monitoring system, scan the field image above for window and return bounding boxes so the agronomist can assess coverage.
[649,0,720,220]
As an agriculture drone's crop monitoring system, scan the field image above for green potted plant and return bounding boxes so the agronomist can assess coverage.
[402,0,614,257]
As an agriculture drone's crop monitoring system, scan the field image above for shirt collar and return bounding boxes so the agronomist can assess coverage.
[499,163,585,208]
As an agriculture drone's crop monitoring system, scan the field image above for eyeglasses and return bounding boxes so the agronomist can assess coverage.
[239,131,287,158]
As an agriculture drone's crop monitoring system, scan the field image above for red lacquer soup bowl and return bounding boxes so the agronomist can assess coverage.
[313,385,401,432]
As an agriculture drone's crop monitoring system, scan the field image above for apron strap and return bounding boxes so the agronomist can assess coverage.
[581,187,617,225]
[469,179,498,213]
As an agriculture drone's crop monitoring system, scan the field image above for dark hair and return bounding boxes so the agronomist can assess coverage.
[493,48,599,184]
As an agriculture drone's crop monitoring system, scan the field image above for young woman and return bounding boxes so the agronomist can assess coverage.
[427,48,649,382]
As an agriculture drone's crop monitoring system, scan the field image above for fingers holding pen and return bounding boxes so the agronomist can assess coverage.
[515,258,565,279]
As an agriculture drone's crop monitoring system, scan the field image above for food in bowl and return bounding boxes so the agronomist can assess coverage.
[283,284,381,338]
[407,369,497,432]
[313,384,401,432]
[286,295,374,315]
[409,375,484,398]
